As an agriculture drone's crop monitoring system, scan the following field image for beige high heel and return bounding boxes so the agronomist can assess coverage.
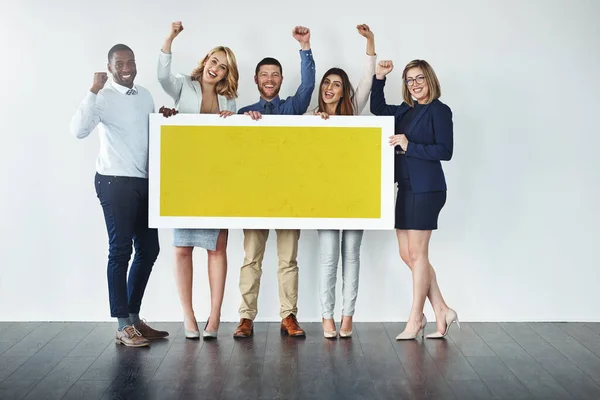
[396,314,428,340]
[322,318,337,339]
[339,317,353,338]
[339,329,353,338]
[426,308,460,339]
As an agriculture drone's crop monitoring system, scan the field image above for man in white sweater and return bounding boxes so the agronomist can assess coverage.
[70,44,168,347]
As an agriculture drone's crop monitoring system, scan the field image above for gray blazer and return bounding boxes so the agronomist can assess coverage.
[157,51,236,113]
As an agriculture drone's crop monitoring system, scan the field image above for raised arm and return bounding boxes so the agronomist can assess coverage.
[353,24,376,114]
[70,72,107,139]
[370,60,401,116]
[288,26,316,114]
[405,103,453,161]
[157,21,186,101]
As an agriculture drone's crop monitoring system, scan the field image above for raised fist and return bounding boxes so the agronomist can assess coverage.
[91,72,108,94]
[168,21,184,40]
[376,60,394,79]
[356,24,373,39]
[292,26,310,44]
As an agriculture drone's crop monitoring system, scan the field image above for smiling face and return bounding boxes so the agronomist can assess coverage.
[108,50,136,88]
[321,74,343,106]
[255,64,283,101]
[405,67,429,104]
[317,68,355,116]
[202,50,228,84]
[401,60,441,106]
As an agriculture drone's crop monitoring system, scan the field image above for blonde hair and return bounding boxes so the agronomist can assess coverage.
[402,59,441,107]
[191,46,239,99]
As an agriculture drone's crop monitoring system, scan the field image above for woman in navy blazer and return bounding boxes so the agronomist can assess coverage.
[370,59,459,340]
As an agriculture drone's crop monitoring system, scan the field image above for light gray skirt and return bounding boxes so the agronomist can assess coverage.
[173,228,220,250]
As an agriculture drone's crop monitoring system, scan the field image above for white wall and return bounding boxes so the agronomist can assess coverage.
[1,0,599,323]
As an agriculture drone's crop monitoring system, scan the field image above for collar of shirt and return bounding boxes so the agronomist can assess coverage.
[259,96,281,109]
[111,80,138,95]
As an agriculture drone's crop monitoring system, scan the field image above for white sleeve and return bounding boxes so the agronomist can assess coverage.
[157,51,185,102]
[353,54,377,115]
[70,91,104,139]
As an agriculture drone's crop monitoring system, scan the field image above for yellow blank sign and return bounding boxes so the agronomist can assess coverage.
[148,114,395,229]
[160,125,381,218]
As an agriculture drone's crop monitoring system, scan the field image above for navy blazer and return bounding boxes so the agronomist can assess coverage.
[370,76,453,193]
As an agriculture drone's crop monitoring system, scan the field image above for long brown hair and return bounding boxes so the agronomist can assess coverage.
[191,46,239,99]
[401,59,441,107]
[317,68,355,115]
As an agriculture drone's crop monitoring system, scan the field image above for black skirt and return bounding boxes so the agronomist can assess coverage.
[395,154,446,230]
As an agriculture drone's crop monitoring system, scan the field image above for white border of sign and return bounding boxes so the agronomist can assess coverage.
[149,114,395,230]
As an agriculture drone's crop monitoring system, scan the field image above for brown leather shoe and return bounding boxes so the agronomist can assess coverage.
[281,314,305,337]
[233,318,253,338]
[134,319,169,340]
[115,326,150,347]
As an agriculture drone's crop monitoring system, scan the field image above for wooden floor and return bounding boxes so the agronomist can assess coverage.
[1,321,600,399]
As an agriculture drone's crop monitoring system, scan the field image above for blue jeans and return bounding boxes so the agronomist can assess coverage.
[95,173,160,318]
[318,229,364,319]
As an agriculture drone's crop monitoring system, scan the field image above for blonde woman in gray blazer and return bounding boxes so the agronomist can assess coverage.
[157,21,239,340]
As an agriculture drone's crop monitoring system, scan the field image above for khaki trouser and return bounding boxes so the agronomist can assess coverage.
[238,229,300,320]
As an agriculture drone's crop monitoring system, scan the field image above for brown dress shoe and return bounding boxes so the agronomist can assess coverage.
[115,326,150,347]
[281,314,305,337]
[134,319,169,339]
[233,318,253,338]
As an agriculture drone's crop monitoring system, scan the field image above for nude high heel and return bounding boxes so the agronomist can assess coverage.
[426,308,460,339]
[322,318,337,339]
[339,317,353,338]
[396,314,427,340]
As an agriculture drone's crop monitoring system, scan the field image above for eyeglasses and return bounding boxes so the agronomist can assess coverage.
[405,75,425,86]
